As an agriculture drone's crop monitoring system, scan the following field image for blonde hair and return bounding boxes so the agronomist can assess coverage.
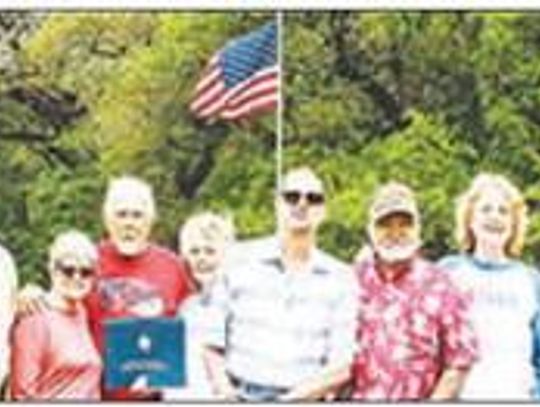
[48,230,97,272]
[179,211,235,256]
[456,173,527,257]
[103,175,156,221]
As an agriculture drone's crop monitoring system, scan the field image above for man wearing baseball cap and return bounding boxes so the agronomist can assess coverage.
[350,182,478,400]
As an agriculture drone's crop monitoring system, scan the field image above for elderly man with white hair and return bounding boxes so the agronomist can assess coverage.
[84,175,192,400]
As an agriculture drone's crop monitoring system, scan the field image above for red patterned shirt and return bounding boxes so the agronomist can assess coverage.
[352,256,478,400]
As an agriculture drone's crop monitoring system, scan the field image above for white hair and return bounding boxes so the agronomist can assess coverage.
[103,175,156,221]
[48,230,97,271]
[179,211,235,255]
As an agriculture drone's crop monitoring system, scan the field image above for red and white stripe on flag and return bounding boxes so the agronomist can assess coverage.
[190,55,279,122]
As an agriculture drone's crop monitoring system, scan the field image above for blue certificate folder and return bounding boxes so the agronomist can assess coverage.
[104,317,186,390]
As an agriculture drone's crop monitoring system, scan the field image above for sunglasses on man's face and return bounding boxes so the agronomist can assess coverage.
[55,261,95,279]
[115,209,145,220]
[281,190,325,206]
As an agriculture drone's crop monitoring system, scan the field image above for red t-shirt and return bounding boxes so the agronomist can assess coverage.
[85,240,192,400]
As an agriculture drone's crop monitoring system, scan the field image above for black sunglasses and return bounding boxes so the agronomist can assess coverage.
[55,261,95,279]
[281,190,325,206]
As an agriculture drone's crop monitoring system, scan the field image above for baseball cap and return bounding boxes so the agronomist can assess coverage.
[369,182,419,224]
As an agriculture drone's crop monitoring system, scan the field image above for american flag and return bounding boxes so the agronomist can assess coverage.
[190,21,278,122]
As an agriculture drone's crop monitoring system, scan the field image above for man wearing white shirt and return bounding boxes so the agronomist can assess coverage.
[204,167,357,401]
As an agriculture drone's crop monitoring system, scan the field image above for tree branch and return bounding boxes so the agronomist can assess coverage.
[329,13,406,135]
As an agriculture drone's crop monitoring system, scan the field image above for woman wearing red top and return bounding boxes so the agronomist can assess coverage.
[10,230,102,400]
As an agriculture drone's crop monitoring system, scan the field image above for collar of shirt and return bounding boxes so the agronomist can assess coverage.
[469,255,515,272]
[362,256,430,292]
[258,236,329,276]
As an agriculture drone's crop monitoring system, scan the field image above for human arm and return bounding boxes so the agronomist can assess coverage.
[203,346,238,400]
[430,368,469,400]
[278,363,351,401]
[280,269,358,401]
[10,315,48,399]
[532,312,540,399]
[0,248,17,385]
[200,267,238,400]
[15,284,48,317]
[430,277,479,400]
[530,271,540,399]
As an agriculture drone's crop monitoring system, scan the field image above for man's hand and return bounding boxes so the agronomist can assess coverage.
[203,347,239,401]
[430,368,468,400]
[128,374,163,399]
[214,382,239,401]
[15,284,47,318]
[207,367,238,401]
[130,375,150,391]
[277,364,351,402]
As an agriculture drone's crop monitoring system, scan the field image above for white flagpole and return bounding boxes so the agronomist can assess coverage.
[276,11,283,193]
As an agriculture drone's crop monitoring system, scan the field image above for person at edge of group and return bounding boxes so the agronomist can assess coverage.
[203,166,358,402]
[351,181,479,400]
[10,231,102,400]
[0,243,17,393]
[164,211,235,401]
[438,173,540,400]
[15,175,193,401]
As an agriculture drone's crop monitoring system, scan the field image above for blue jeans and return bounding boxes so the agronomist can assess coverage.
[229,374,289,401]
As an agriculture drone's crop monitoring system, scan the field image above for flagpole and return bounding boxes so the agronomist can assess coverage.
[276,11,283,193]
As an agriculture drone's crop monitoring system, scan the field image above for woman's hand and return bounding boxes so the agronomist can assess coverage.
[15,284,48,318]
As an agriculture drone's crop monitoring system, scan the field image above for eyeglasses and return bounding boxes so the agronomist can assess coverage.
[281,190,325,206]
[115,209,145,220]
[55,261,95,279]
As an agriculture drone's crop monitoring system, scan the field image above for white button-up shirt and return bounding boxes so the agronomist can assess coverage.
[206,236,357,388]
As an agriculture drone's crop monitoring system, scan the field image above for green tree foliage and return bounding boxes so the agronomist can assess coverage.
[284,12,540,263]
[5,11,540,284]
[0,12,275,284]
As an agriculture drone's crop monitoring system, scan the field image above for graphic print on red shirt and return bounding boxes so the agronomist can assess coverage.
[85,240,192,400]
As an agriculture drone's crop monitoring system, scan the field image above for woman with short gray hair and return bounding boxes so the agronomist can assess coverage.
[10,230,102,400]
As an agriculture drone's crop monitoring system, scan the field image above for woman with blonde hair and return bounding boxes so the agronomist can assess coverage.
[10,230,102,400]
[439,173,540,400]
[164,211,235,400]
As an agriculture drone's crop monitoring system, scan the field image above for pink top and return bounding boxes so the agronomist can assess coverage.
[10,305,102,400]
[352,257,478,400]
